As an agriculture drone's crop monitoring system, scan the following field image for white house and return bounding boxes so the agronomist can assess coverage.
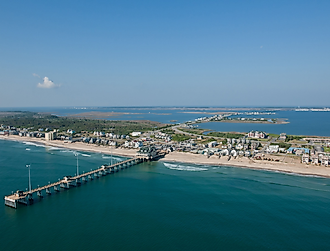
[134,141,143,148]
[248,130,267,139]
[131,132,142,137]
[268,145,279,153]
[208,141,218,148]
[67,129,75,134]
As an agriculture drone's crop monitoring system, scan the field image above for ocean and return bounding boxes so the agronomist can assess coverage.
[1,139,330,250]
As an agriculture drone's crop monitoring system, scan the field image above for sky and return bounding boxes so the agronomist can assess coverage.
[0,0,329,107]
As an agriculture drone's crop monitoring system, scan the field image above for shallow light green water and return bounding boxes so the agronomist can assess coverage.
[1,139,330,250]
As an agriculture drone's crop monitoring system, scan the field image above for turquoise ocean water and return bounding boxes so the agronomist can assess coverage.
[1,139,330,250]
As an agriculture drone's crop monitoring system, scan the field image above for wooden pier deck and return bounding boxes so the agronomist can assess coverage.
[4,157,143,209]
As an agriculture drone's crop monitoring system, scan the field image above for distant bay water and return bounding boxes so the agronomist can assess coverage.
[1,107,330,136]
[1,139,330,250]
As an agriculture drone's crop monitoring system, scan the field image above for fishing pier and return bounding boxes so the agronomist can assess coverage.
[4,157,143,209]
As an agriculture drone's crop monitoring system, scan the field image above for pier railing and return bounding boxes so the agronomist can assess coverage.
[4,157,143,209]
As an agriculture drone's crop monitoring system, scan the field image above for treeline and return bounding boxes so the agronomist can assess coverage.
[0,112,163,135]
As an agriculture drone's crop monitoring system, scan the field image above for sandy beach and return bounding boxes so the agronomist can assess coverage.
[1,135,330,178]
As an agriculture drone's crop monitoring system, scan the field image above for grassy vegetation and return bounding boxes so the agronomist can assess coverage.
[157,124,173,130]
[324,147,330,153]
[160,129,175,135]
[180,128,206,135]
[171,134,191,142]
[285,135,305,142]
[268,133,280,138]
[0,111,164,135]
[207,132,245,139]
[200,137,218,144]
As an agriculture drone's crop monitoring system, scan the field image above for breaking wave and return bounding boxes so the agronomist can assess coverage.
[102,156,111,159]
[60,150,74,153]
[81,154,91,157]
[48,146,62,151]
[23,142,45,147]
[26,148,31,151]
[163,162,208,172]
[102,156,123,161]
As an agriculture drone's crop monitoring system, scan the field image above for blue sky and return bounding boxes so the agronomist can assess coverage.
[0,0,329,107]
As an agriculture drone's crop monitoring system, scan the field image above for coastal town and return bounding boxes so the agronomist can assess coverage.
[1,112,330,170]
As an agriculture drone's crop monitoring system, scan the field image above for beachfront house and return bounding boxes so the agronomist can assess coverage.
[134,141,143,148]
[208,141,218,148]
[302,153,309,164]
[45,131,56,141]
[279,147,286,153]
[321,156,329,167]
[247,130,268,139]
[108,141,117,146]
[287,147,310,155]
[231,149,237,157]
[222,149,229,156]
[268,145,279,153]
[311,155,319,165]
[136,146,160,160]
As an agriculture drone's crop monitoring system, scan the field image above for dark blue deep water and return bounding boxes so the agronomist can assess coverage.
[1,139,330,250]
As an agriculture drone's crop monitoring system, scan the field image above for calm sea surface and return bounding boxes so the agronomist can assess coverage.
[1,139,330,250]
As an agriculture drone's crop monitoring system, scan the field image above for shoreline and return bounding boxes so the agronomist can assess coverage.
[1,135,330,178]
[199,120,289,125]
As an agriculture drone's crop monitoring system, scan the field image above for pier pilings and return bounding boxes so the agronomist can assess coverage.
[4,157,143,209]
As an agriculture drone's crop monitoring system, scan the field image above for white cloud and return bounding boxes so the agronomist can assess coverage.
[32,73,41,78]
[37,77,60,89]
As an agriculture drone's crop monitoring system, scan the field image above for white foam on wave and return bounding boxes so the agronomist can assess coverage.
[48,146,62,151]
[102,156,123,161]
[270,169,325,179]
[26,148,31,151]
[102,156,111,159]
[60,150,74,153]
[81,154,91,157]
[113,157,123,161]
[23,142,45,147]
[163,162,208,172]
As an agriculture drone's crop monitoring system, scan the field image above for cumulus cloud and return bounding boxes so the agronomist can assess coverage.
[37,77,60,89]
